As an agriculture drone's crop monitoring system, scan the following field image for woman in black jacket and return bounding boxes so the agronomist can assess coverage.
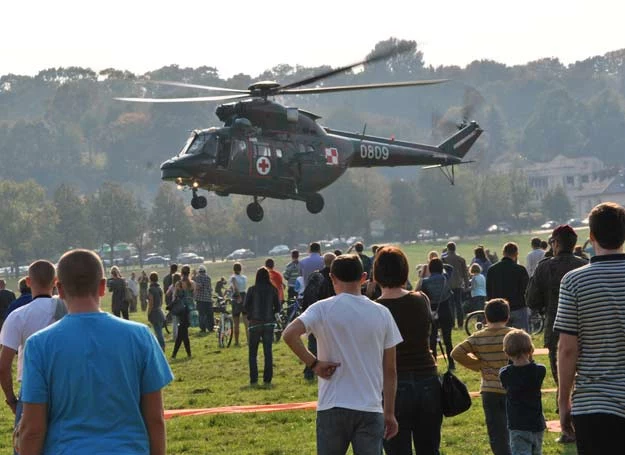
[245,267,280,386]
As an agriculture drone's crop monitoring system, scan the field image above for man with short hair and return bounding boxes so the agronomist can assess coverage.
[283,250,302,300]
[300,242,324,287]
[18,249,173,454]
[283,254,402,454]
[526,225,586,439]
[163,263,178,308]
[353,242,372,278]
[265,258,285,303]
[443,241,469,328]
[194,265,213,333]
[555,202,625,453]
[0,279,16,328]
[487,242,530,331]
[0,260,60,443]
[526,237,545,277]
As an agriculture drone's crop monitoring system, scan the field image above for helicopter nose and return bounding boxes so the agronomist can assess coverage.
[160,159,192,180]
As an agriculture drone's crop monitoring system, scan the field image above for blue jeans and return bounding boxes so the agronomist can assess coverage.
[248,324,273,384]
[451,288,464,327]
[509,430,543,455]
[508,307,529,332]
[317,407,384,455]
[152,322,165,350]
[383,374,442,455]
[482,392,511,455]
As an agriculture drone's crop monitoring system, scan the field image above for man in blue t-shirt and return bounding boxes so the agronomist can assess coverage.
[18,249,174,455]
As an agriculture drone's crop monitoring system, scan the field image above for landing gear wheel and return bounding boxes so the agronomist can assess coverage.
[246,202,264,222]
[196,196,207,209]
[305,194,324,214]
[191,197,200,210]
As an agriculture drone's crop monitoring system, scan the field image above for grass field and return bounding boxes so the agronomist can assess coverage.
[0,231,584,454]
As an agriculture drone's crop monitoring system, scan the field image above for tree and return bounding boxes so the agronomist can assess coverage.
[508,170,533,230]
[388,179,420,241]
[542,186,573,222]
[53,184,94,252]
[150,184,193,258]
[0,180,57,274]
[189,195,237,261]
[89,182,143,264]
[132,201,151,268]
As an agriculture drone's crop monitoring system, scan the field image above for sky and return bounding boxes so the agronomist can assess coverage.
[2,0,624,79]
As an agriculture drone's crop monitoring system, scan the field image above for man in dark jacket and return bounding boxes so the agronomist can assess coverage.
[486,242,530,331]
[443,242,469,328]
[526,225,586,429]
[0,280,16,328]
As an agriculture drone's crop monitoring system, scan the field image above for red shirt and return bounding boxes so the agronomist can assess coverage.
[269,269,285,302]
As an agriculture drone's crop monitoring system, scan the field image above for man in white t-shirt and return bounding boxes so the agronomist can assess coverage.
[283,254,402,455]
[0,260,59,445]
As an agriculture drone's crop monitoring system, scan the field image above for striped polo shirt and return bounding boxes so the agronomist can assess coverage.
[451,326,513,393]
[553,254,625,419]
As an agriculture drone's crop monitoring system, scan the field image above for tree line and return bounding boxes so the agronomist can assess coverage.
[0,169,573,271]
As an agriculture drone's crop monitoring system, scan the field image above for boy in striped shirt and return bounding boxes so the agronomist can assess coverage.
[452,299,513,455]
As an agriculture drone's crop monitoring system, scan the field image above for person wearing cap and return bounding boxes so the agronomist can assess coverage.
[526,224,587,443]
[194,265,213,333]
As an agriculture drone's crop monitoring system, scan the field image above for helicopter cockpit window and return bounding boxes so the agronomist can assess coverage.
[307,145,316,153]
[275,148,283,158]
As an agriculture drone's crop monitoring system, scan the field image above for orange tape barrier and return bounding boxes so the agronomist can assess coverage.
[164,401,317,420]
[165,388,558,420]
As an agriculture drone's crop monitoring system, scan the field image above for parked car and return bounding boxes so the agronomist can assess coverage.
[268,245,290,256]
[144,255,168,266]
[487,222,512,234]
[226,249,255,260]
[567,218,584,227]
[540,220,559,230]
[177,252,205,264]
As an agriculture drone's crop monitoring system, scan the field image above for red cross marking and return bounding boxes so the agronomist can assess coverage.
[256,157,271,175]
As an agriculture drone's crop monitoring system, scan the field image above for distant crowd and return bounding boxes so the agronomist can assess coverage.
[0,201,623,454]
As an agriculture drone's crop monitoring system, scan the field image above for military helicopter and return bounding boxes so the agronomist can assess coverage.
[117,48,482,222]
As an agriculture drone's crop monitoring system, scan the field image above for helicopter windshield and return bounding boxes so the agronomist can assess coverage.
[179,133,217,157]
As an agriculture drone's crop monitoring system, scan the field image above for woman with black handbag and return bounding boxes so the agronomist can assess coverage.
[375,246,443,455]
[420,258,455,371]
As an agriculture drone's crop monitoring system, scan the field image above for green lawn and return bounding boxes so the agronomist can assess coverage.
[0,232,583,454]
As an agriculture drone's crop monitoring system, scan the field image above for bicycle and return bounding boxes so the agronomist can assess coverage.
[464,309,545,336]
[212,292,233,348]
[273,297,302,342]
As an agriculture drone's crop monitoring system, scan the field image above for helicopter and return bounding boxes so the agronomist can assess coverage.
[117,48,482,222]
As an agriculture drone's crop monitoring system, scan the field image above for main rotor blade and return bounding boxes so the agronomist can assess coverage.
[146,80,250,93]
[279,79,448,95]
[115,94,251,103]
[277,44,414,92]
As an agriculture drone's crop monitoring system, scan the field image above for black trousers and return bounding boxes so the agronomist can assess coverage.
[573,413,625,455]
[172,320,191,357]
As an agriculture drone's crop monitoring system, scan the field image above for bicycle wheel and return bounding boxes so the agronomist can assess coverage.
[529,312,544,335]
[464,310,487,336]
[217,318,225,348]
[223,317,233,347]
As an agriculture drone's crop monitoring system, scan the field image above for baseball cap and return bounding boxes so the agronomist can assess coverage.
[552,224,577,238]
[198,265,206,273]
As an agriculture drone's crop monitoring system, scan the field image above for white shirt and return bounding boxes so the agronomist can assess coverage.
[299,293,402,413]
[526,248,546,277]
[0,297,58,381]
[128,278,139,297]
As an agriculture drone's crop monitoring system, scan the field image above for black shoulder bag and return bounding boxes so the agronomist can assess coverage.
[438,346,472,417]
